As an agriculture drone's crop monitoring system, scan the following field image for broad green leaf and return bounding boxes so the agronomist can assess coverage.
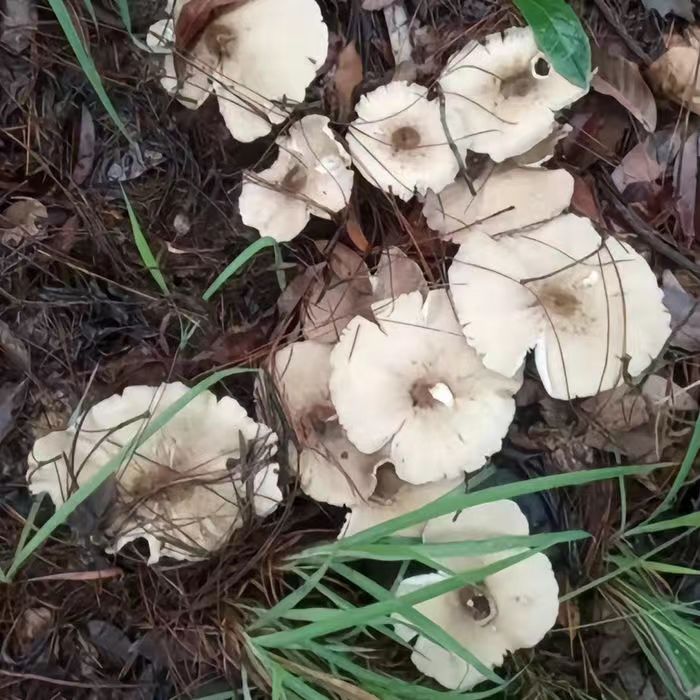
[513,0,591,88]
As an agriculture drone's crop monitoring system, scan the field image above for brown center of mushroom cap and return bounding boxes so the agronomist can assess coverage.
[410,380,454,409]
[534,283,580,317]
[127,463,194,506]
[281,163,309,193]
[371,463,403,502]
[391,126,422,151]
[299,403,336,442]
[458,585,497,626]
[202,21,237,61]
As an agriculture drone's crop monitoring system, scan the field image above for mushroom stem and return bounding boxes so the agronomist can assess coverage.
[384,2,412,66]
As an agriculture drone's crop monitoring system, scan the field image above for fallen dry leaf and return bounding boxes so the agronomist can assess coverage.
[0,0,37,53]
[611,130,680,192]
[592,48,657,132]
[571,175,603,225]
[581,385,649,434]
[662,269,700,351]
[649,27,700,116]
[642,0,694,22]
[372,247,426,301]
[72,104,95,185]
[0,197,47,245]
[314,240,371,285]
[175,0,250,51]
[673,131,699,245]
[333,41,363,121]
[346,208,371,252]
[642,374,698,412]
[362,0,395,9]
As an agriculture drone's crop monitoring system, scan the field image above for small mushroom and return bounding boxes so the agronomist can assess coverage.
[271,340,386,506]
[239,115,354,241]
[329,290,521,483]
[27,383,281,563]
[341,464,463,538]
[439,27,588,162]
[393,500,559,690]
[347,81,462,200]
[147,0,329,142]
[448,215,671,399]
[423,164,574,242]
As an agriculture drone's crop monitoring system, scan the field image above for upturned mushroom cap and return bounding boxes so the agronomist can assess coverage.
[27,383,281,563]
[423,164,574,242]
[448,215,671,398]
[239,115,354,241]
[439,27,588,162]
[329,290,521,483]
[347,81,462,200]
[271,341,385,506]
[212,0,329,141]
[393,500,559,690]
[341,464,463,538]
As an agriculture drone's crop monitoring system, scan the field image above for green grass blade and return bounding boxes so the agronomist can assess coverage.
[203,237,280,301]
[47,0,132,142]
[7,368,252,579]
[627,512,700,536]
[121,187,169,295]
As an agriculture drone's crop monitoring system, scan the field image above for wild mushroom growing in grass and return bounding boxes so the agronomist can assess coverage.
[147,0,329,142]
[27,383,281,564]
[423,164,574,242]
[329,290,522,483]
[239,115,354,242]
[448,215,671,399]
[347,81,462,200]
[439,27,588,162]
[271,340,386,506]
[394,500,559,691]
[341,464,463,538]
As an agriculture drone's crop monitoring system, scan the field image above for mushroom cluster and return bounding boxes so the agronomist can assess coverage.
[27,382,281,563]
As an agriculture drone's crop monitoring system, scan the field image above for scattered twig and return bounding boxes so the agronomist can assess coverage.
[592,0,650,65]
[436,84,475,196]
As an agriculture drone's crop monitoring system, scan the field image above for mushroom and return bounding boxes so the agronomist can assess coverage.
[342,464,463,538]
[239,115,354,241]
[147,0,329,142]
[448,215,671,399]
[393,500,559,690]
[271,340,386,506]
[27,382,281,563]
[439,27,588,162]
[347,81,462,200]
[423,164,574,242]
[329,290,521,484]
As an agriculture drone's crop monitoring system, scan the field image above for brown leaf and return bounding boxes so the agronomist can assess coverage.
[313,240,371,285]
[0,197,47,245]
[175,0,250,51]
[334,41,363,121]
[72,104,95,186]
[372,247,426,301]
[362,0,395,8]
[592,48,657,132]
[662,269,700,351]
[346,209,371,252]
[0,320,30,370]
[581,385,649,434]
[648,28,700,117]
[642,374,698,413]
[0,0,37,54]
[571,175,603,225]
[673,131,700,245]
[611,136,666,192]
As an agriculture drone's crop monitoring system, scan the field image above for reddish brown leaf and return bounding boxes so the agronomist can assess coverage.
[673,130,700,245]
[175,0,250,51]
[592,48,657,132]
[571,175,603,225]
[72,104,95,185]
[346,209,371,252]
[333,41,363,121]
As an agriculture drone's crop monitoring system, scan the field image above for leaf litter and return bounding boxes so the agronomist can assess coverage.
[1,0,700,697]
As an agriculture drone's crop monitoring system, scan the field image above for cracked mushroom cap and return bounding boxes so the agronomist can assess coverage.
[439,27,588,162]
[448,215,671,399]
[329,290,521,483]
[211,0,329,141]
[27,382,281,564]
[239,115,354,241]
[393,500,559,690]
[271,341,385,506]
[347,81,462,201]
[423,164,574,242]
[341,464,463,538]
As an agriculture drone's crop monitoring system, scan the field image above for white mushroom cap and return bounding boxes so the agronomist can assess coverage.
[212,0,329,142]
[347,81,462,200]
[239,115,354,242]
[423,164,574,242]
[329,290,521,483]
[341,465,463,538]
[271,341,384,506]
[27,382,281,563]
[393,500,559,690]
[439,27,588,162]
[448,215,671,398]
[371,247,428,302]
